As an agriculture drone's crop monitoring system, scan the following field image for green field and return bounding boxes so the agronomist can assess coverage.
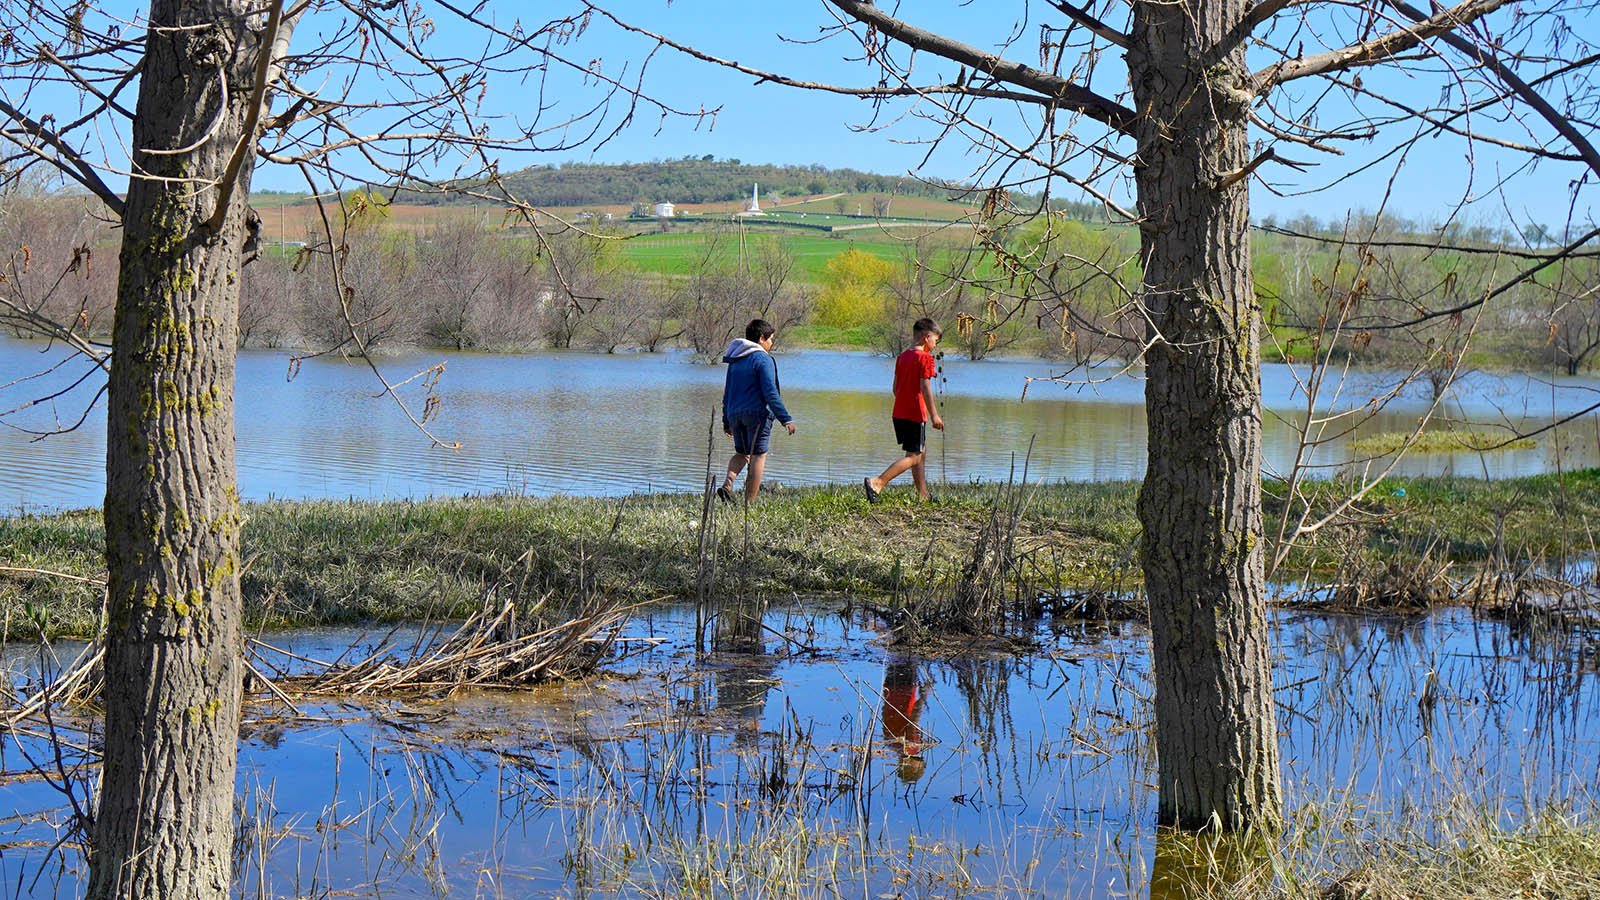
[617,226,978,283]
[780,192,980,221]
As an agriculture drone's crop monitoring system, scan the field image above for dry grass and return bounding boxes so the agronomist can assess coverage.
[272,594,625,696]
[1292,807,1600,899]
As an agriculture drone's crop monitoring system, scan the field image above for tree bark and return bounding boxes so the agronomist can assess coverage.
[1129,0,1283,829]
[90,3,265,897]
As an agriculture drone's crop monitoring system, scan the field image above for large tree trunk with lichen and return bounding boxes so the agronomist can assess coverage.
[89,3,265,897]
[1129,0,1283,830]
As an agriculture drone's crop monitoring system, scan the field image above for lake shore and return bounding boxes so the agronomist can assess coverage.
[6,471,1600,638]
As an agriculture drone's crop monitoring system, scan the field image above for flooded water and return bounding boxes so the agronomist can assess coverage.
[4,336,1600,511]
[2,604,1595,897]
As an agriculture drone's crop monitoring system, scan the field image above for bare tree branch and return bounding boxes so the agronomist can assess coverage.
[1240,0,1312,35]
[823,0,1137,133]
[1357,224,1600,330]
[1049,0,1130,49]
[1386,0,1600,180]
[582,3,1069,109]
[0,98,126,216]
[1254,0,1512,92]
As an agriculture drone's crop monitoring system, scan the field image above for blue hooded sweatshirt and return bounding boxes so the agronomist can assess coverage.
[722,338,792,430]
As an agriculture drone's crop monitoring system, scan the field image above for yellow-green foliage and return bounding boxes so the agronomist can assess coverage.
[343,190,392,228]
[1006,217,1141,347]
[813,248,894,328]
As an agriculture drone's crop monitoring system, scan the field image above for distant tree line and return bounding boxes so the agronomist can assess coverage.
[390,158,978,207]
[4,193,1595,375]
[232,219,812,355]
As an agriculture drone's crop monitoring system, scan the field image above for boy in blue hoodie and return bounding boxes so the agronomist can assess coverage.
[719,319,796,504]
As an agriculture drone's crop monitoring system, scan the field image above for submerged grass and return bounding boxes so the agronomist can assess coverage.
[5,471,1600,637]
[1349,428,1538,455]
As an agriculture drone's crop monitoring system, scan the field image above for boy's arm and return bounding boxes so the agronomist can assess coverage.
[759,355,794,426]
[921,377,943,430]
[721,370,732,435]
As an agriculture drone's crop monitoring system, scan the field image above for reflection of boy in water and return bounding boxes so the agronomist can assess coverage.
[715,657,778,749]
[881,659,927,782]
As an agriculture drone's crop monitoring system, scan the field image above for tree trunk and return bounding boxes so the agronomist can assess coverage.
[1129,0,1283,829]
[90,3,264,897]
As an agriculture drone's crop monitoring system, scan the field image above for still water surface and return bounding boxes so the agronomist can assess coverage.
[4,336,1600,511]
[1,604,1595,897]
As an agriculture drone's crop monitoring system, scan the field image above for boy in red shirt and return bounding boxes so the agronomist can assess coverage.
[862,318,943,503]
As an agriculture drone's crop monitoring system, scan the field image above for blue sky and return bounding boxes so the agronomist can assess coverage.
[445,0,1593,233]
[18,1,1596,232]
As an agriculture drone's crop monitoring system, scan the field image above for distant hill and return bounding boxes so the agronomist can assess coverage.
[393,158,979,208]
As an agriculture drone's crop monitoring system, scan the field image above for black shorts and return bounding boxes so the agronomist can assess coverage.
[892,417,926,454]
[730,414,774,456]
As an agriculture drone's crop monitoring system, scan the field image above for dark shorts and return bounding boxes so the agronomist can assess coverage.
[892,417,926,454]
[730,414,773,456]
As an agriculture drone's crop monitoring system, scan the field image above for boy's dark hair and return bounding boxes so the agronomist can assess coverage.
[912,317,942,339]
[746,319,776,341]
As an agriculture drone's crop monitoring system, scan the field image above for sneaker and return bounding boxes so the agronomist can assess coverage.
[862,477,880,504]
[716,485,736,505]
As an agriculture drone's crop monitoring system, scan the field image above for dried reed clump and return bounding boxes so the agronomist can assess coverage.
[896,454,1043,641]
[1331,558,1454,610]
[0,642,104,729]
[278,592,626,697]
[1316,528,1457,611]
[1056,588,1149,623]
[1471,574,1600,660]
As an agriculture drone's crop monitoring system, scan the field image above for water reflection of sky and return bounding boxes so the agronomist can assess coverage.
[4,336,1600,511]
[2,606,1595,897]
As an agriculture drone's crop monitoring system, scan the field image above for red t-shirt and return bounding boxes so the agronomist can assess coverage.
[881,682,922,746]
[891,347,938,421]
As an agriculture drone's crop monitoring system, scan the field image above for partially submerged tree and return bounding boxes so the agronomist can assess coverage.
[607,0,1600,829]
[0,2,700,895]
[1541,257,1600,375]
[679,225,804,354]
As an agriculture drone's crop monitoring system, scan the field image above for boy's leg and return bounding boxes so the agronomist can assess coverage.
[868,451,921,493]
[911,454,929,500]
[870,418,928,495]
[737,418,774,501]
[745,453,768,502]
[723,453,748,491]
[724,414,764,497]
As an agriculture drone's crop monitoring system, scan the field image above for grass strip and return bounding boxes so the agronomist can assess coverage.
[4,471,1600,638]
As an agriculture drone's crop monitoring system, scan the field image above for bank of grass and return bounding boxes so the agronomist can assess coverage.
[784,323,880,350]
[618,229,906,282]
[617,226,988,285]
[0,482,1134,638]
[1275,467,1600,574]
[5,471,1600,638]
